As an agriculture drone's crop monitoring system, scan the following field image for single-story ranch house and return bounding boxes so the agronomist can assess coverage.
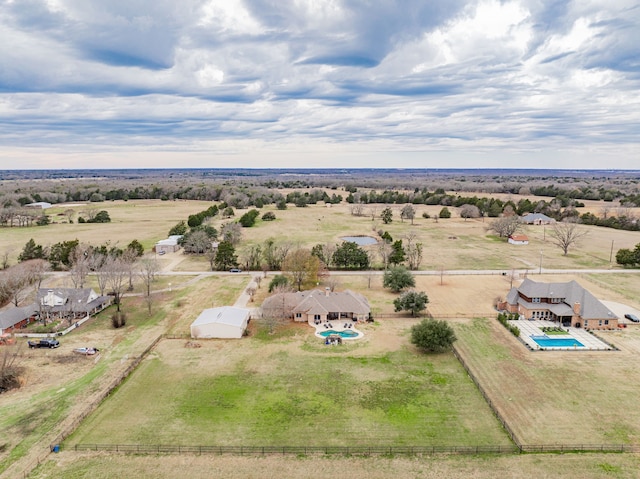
[520,213,556,225]
[0,305,37,334]
[262,289,370,323]
[37,288,112,320]
[190,306,251,339]
[499,279,617,330]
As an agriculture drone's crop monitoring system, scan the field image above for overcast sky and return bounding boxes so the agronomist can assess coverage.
[1,0,638,170]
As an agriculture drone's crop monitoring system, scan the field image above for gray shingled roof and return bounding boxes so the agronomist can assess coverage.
[0,304,37,330]
[262,289,370,317]
[520,213,555,223]
[291,290,370,315]
[512,279,616,319]
[37,288,110,314]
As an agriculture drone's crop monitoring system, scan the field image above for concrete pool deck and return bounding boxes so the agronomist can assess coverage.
[309,319,363,340]
[508,319,613,351]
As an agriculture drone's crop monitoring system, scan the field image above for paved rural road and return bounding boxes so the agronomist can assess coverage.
[153,268,640,277]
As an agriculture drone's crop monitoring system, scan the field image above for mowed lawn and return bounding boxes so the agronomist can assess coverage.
[66,322,512,448]
[454,317,640,445]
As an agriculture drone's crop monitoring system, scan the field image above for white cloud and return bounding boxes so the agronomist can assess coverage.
[0,0,638,169]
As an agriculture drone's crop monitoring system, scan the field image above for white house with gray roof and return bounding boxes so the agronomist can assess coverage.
[37,288,111,321]
[500,279,617,330]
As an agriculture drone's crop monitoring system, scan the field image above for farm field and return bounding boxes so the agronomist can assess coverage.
[3,198,639,272]
[2,195,640,478]
[1,199,213,263]
[66,317,512,448]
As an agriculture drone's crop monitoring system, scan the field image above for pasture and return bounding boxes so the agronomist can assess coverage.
[2,197,639,273]
[65,318,511,448]
[2,196,640,478]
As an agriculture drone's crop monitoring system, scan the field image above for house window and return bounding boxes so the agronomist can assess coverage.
[295,313,302,319]
[314,314,321,320]
[550,298,561,303]
[532,298,541,303]
[605,320,609,325]
[598,320,602,326]
[584,320,588,327]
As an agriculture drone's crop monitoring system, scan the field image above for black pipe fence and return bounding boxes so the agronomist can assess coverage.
[66,443,640,455]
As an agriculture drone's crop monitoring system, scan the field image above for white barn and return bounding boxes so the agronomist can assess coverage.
[190,306,250,339]
[155,235,183,254]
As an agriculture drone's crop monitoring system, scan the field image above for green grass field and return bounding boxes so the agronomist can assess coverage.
[66,330,511,448]
[453,317,640,445]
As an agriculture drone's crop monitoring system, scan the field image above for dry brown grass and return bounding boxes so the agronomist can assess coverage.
[1,199,213,263]
[30,450,640,479]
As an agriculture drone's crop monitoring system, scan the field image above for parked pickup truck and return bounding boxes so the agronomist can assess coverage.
[28,338,60,349]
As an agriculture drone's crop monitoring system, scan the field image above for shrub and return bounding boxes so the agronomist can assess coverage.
[239,209,260,227]
[111,312,127,329]
[262,212,276,221]
[410,319,456,353]
[496,313,520,337]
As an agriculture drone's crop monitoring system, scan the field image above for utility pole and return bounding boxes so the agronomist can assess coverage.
[609,240,614,263]
[539,250,543,274]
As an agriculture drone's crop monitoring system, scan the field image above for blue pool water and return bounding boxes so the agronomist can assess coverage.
[532,336,584,348]
[319,329,360,338]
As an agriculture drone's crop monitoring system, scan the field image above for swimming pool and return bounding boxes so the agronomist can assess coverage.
[319,329,360,338]
[531,336,584,348]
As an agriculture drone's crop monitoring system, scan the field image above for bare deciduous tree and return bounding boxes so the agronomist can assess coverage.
[368,204,378,221]
[69,244,91,289]
[460,204,480,221]
[63,208,75,223]
[1,342,24,392]
[549,219,588,256]
[104,257,128,312]
[488,216,522,238]
[261,286,295,334]
[246,286,256,302]
[220,222,243,245]
[377,240,392,270]
[81,207,98,222]
[400,204,416,224]
[349,202,365,217]
[0,262,34,307]
[1,250,10,270]
[404,232,423,270]
[138,257,160,315]
[92,253,109,296]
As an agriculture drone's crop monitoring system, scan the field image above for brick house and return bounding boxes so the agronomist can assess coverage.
[0,304,37,334]
[499,279,617,330]
[262,289,370,323]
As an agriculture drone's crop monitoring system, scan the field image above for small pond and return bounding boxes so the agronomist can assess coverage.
[341,236,378,246]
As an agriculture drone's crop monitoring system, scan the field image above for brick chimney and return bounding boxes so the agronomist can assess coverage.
[573,302,581,315]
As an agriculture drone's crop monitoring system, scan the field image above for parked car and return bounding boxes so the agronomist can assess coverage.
[28,338,60,349]
[624,313,640,323]
[158,251,166,255]
[229,268,242,273]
